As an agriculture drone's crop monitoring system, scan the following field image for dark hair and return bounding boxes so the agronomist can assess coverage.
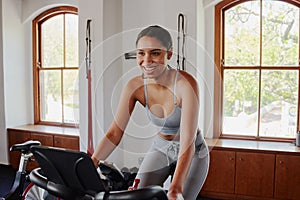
[136,25,172,50]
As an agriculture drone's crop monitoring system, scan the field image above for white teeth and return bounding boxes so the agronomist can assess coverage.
[144,66,156,71]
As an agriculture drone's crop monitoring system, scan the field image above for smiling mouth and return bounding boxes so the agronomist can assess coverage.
[143,66,156,72]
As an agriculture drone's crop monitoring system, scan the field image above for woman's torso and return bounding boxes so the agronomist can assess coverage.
[134,69,182,141]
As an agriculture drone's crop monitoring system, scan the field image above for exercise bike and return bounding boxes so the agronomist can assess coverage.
[1,140,41,200]
[28,145,168,200]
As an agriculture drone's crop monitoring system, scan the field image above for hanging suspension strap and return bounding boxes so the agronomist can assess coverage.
[177,13,186,71]
[86,19,94,156]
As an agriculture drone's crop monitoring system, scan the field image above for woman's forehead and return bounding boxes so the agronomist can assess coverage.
[136,36,166,50]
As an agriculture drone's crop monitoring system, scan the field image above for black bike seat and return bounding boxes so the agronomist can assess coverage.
[10,140,41,153]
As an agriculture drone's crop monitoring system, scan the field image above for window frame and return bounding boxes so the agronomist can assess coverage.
[214,0,300,141]
[32,6,78,127]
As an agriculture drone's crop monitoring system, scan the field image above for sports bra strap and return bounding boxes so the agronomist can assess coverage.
[173,70,179,105]
[143,78,148,105]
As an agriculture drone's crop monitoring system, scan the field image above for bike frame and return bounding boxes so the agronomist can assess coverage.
[4,152,32,199]
[2,141,40,200]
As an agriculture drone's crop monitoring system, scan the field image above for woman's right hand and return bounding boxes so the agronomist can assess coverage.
[128,186,135,191]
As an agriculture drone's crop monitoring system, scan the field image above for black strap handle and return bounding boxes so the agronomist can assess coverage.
[177,13,186,71]
[85,19,92,78]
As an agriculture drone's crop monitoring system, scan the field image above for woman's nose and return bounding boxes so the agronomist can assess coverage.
[143,53,152,64]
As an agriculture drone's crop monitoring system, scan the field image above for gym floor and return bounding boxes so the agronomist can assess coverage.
[0,164,15,197]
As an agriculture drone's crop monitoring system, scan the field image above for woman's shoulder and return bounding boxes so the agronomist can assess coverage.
[175,69,199,98]
[123,75,144,93]
[126,75,143,86]
[177,70,198,86]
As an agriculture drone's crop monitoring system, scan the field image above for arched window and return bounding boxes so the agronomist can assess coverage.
[214,0,300,139]
[32,6,79,126]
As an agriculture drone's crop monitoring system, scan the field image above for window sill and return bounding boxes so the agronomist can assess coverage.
[7,124,79,137]
[205,138,300,155]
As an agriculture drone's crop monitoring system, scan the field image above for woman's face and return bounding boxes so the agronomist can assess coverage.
[136,36,172,79]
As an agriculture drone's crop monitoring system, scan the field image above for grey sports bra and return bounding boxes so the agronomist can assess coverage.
[144,70,181,135]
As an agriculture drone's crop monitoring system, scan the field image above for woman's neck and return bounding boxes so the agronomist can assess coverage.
[148,66,172,85]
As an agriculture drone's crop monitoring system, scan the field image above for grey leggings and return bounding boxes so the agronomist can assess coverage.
[136,133,209,200]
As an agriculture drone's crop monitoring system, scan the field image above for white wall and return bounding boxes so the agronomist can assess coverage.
[22,0,77,22]
[0,0,78,164]
[3,0,29,128]
[0,0,220,166]
[78,0,125,167]
[0,0,28,164]
[78,0,104,161]
[0,0,8,164]
[203,0,219,139]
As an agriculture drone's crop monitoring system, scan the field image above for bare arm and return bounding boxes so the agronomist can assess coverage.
[91,79,138,166]
[168,72,200,198]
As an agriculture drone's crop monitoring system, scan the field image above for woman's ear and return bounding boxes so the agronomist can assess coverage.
[167,49,173,60]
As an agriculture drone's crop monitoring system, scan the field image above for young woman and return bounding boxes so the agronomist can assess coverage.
[92,25,209,200]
